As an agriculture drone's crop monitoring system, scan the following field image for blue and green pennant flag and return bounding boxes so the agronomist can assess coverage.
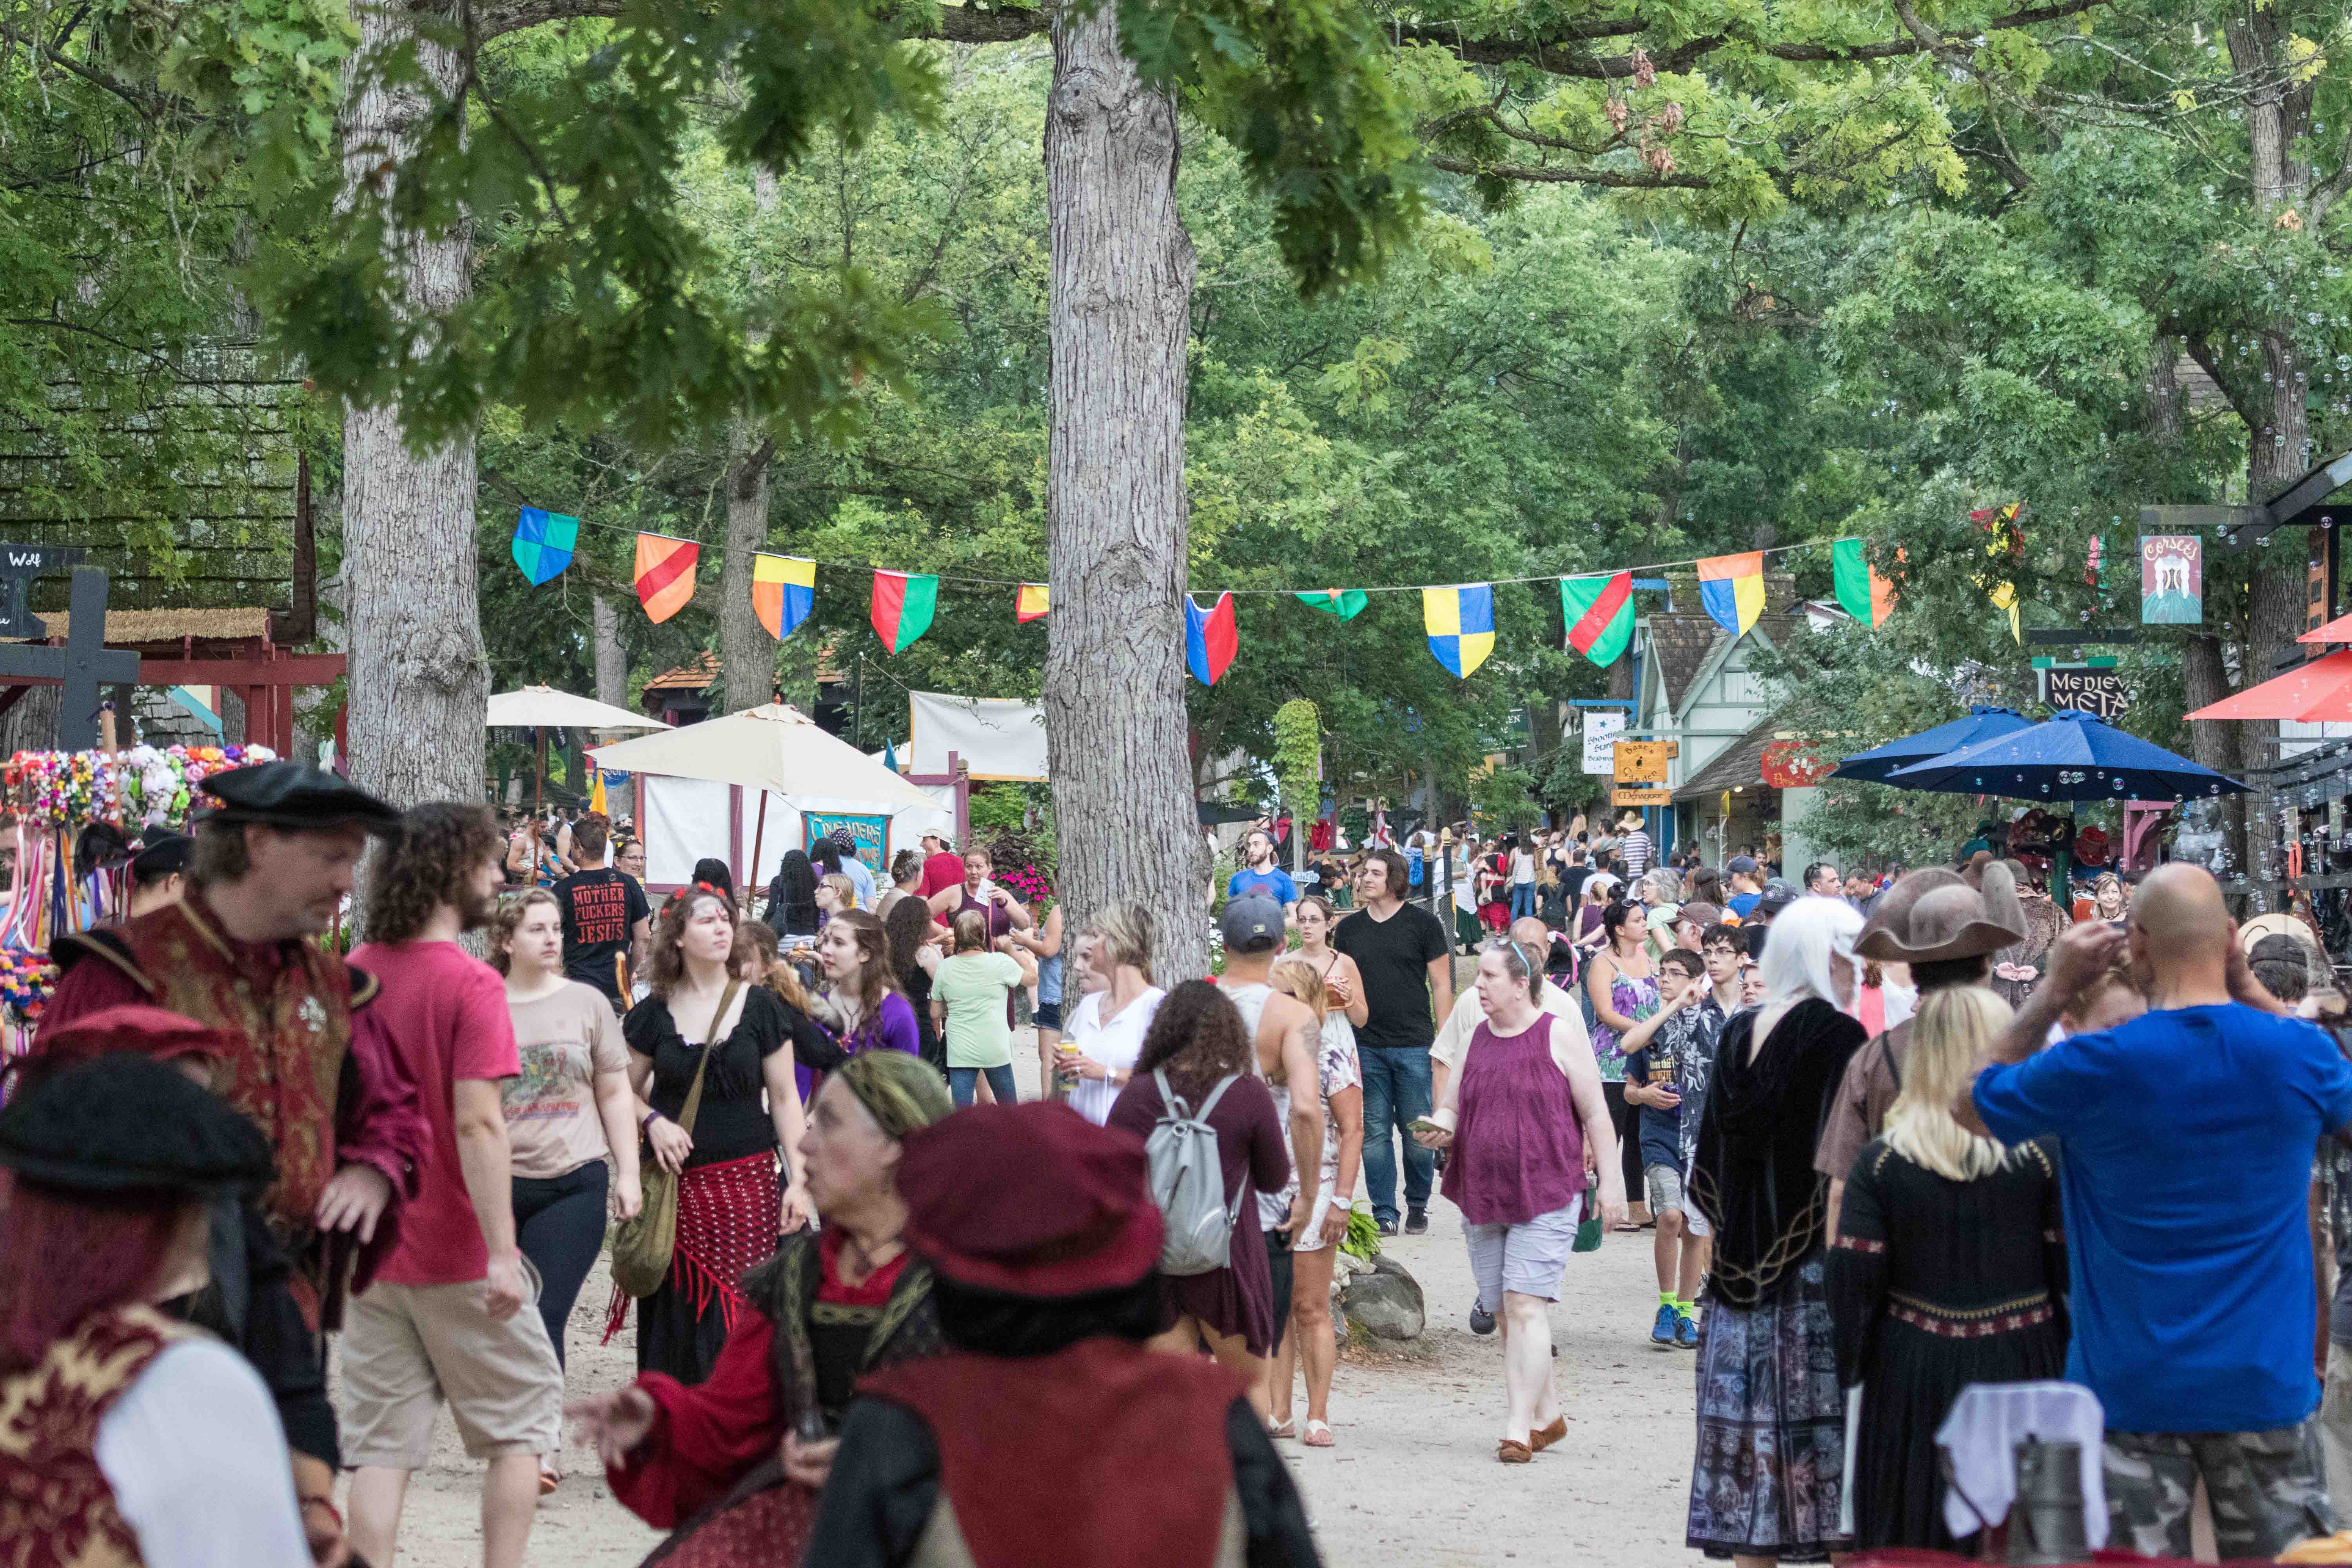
[511,507,578,585]
[1296,588,1368,621]
[1422,584,1494,677]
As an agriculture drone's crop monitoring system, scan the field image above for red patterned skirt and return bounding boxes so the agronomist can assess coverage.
[608,1151,779,1384]
[645,1476,821,1568]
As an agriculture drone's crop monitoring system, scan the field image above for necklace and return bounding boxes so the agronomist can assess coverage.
[840,1229,904,1284]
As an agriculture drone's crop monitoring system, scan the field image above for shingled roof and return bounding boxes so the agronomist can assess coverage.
[1675,712,1785,801]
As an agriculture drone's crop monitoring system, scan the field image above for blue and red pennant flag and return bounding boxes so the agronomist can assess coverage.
[1185,593,1237,685]
[1696,552,1765,638]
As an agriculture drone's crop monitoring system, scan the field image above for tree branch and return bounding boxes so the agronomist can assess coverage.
[1425,154,1710,188]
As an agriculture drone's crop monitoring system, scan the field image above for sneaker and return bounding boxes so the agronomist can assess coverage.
[1405,1207,1428,1235]
[1675,1311,1700,1350]
[1470,1302,1496,1335]
[1377,1217,1399,1237]
[1650,1303,1678,1348]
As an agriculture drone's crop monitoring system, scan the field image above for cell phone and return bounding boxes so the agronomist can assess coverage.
[1407,1117,1448,1136]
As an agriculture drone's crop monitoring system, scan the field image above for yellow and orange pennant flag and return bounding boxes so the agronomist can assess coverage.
[1016,583,1050,622]
[633,533,699,624]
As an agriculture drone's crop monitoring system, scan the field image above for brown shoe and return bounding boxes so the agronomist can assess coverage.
[1498,1439,1534,1465]
[1530,1416,1567,1453]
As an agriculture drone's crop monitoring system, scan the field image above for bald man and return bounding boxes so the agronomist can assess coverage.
[1966,865,2352,1560]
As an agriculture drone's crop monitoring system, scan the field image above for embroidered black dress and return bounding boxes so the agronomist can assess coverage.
[1826,1136,2069,1552]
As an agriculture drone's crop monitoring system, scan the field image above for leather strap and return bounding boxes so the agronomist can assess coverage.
[674,979,742,1140]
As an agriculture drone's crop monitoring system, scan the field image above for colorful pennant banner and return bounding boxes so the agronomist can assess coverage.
[1016,583,1051,622]
[1696,552,1765,639]
[1423,584,1494,678]
[1831,541,1894,629]
[1186,593,1238,685]
[512,507,578,585]
[872,570,939,653]
[753,554,815,641]
[1561,572,1634,668]
[1296,588,1368,621]
[633,533,699,624]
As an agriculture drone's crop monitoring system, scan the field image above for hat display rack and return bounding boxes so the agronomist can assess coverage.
[0,739,278,1058]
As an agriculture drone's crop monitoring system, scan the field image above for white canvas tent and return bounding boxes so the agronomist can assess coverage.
[592,704,951,890]
[909,691,1047,781]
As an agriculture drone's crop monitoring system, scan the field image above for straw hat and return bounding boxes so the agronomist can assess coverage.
[1856,862,2028,964]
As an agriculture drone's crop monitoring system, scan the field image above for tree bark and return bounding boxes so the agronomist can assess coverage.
[338,0,486,823]
[592,592,629,708]
[1041,0,1205,976]
[720,436,777,713]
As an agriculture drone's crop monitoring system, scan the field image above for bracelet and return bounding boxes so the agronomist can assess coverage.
[641,1109,661,1131]
[299,1496,344,1532]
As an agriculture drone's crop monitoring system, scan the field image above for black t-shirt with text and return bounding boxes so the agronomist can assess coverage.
[554,867,650,1003]
[1332,900,1450,1052]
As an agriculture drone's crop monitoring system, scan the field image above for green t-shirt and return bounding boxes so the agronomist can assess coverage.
[934,951,1022,1069]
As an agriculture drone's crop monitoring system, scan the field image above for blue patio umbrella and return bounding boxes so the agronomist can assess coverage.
[1833,706,2034,783]
[1880,709,2248,802]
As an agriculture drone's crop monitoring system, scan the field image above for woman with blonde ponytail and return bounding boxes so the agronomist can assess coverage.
[1826,873,2069,1553]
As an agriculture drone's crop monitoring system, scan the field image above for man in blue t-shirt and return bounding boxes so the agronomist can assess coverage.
[1225,828,1299,918]
[1967,864,2352,1560]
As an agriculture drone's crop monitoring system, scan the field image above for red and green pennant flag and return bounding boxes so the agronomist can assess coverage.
[1831,539,1895,628]
[1295,588,1367,620]
[1559,572,1633,667]
[633,533,699,624]
[871,570,938,653]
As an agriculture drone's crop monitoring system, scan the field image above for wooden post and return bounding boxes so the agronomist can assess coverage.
[749,792,770,902]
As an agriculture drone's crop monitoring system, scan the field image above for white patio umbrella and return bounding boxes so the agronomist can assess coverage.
[590,702,936,876]
[487,685,668,825]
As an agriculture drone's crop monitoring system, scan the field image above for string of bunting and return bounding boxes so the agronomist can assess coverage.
[510,506,1900,681]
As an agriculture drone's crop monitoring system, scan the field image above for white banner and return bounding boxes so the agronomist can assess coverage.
[1582,712,1626,774]
[909,691,1048,781]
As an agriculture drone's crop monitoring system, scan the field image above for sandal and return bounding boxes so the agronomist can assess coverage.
[538,1463,561,1496]
[1530,1416,1566,1453]
[1303,1420,1335,1448]
[1497,1438,1534,1465]
[1266,1416,1296,1441]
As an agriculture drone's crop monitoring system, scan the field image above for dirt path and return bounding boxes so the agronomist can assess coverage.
[368,1029,1697,1568]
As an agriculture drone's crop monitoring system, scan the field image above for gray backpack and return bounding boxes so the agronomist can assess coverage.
[1145,1069,1246,1276]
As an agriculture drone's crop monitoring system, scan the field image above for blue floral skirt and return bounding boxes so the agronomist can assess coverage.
[1687,1255,1849,1562]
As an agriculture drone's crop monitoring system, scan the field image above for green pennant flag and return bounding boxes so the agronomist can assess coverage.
[1833,539,1892,627]
[1296,588,1368,620]
[1560,572,1634,668]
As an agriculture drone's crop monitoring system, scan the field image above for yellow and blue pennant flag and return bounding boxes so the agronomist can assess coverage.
[1697,552,1765,638]
[1422,584,1495,677]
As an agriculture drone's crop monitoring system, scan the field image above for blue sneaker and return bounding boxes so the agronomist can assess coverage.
[1675,1310,1699,1350]
[1650,1303,1678,1348]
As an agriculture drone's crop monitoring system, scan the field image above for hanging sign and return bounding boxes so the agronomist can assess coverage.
[804,812,890,873]
[2141,535,2202,624]
[1761,740,1831,788]
[1612,787,1672,807]
[1613,740,1669,783]
[1582,711,1626,773]
[2036,657,2130,720]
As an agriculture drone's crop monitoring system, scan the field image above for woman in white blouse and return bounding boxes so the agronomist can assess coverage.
[1055,904,1165,1124]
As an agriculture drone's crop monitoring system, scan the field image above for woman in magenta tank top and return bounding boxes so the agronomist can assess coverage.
[1416,938,1626,1464]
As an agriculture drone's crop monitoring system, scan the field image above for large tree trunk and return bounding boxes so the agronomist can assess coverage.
[593,592,629,709]
[720,435,777,713]
[339,0,485,819]
[1041,0,1204,976]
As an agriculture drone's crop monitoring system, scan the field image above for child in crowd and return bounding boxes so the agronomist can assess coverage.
[1618,947,1724,1350]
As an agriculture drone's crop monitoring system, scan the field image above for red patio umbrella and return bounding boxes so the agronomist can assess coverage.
[2184,648,2352,721]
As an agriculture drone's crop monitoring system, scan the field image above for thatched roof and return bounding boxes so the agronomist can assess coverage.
[29,607,272,644]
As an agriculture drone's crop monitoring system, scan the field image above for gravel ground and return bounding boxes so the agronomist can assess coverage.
[365,1020,1698,1568]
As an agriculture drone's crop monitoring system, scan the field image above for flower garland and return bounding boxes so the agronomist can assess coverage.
[5,743,278,829]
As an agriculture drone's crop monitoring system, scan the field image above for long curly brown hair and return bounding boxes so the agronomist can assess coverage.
[1133,980,1254,1098]
[365,803,501,944]
[645,890,732,998]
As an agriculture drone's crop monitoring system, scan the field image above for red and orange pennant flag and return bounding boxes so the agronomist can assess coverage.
[634,534,700,624]
[1016,583,1050,622]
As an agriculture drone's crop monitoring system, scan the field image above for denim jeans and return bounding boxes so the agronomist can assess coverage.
[512,1160,609,1372]
[949,1063,1019,1109]
[1357,1045,1434,1227]
[1510,883,1535,920]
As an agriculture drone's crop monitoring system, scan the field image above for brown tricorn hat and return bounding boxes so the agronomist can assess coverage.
[1856,862,2028,965]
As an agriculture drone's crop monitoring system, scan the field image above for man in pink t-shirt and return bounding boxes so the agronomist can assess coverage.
[919,831,969,899]
[340,804,561,1568]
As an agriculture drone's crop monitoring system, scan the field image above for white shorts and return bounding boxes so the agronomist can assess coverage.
[1463,1194,1582,1305]
[1292,1183,1338,1252]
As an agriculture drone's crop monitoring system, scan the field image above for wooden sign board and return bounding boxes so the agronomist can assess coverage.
[1613,740,1668,783]
[1612,787,1672,807]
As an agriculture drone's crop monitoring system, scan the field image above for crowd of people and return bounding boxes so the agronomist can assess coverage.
[18,766,2352,1568]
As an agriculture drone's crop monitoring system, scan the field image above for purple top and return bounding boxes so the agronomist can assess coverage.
[1441,1012,1586,1227]
[796,989,921,1101]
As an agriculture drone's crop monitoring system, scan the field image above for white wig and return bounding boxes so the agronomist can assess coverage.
[1759,894,1864,1010]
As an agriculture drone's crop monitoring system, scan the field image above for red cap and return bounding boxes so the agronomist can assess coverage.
[900,1102,1164,1299]
[38,1005,234,1067]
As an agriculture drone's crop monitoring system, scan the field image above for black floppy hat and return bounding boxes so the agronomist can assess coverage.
[200,760,400,837]
[0,1054,274,1194]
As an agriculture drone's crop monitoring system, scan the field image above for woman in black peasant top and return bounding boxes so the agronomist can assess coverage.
[623,888,844,1385]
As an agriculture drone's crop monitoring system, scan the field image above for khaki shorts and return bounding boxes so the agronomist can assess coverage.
[337,1268,565,1466]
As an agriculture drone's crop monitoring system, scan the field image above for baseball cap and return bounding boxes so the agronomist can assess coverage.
[1726,854,1759,876]
[1755,879,1799,918]
[1220,896,1284,953]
